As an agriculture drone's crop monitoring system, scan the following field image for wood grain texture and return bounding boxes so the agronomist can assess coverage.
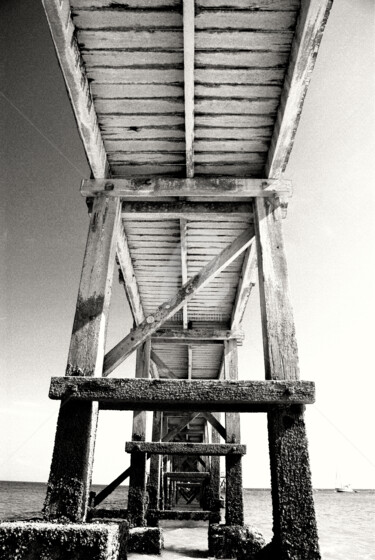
[183,0,195,177]
[231,241,257,330]
[66,195,121,377]
[81,177,292,198]
[266,0,333,177]
[254,197,299,380]
[126,441,246,456]
[103,229,253,375]
[41,0,108,177]
[49,377,316,410]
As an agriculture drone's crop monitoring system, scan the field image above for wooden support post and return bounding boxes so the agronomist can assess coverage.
[255,197,320,559]
[128,339,150,527]
[208,413,222,514]
[147,411,162,526]
[224,340,244,526]
[43,195,120,521]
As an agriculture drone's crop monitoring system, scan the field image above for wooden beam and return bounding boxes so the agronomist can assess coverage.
[164,472,210,480]
[187,346,193,380]
[49,378,316,412]
[116,223,145,326]
[81,178,292,198]
[126,442,246,456]
[121,201,253,221]
[231,242,257,331]
[151,351,178,379]
[93,467,131,507]
[41,0,108,177]
[265,0,333,177]
[180,219,188,329]
[254,198,299,380]
[163,413,201,443]
[103,229,253,376]
[201,412,226,441]
[151,328,243,344]
[183,0,195,177]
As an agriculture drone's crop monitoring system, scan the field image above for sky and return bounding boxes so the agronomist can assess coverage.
[1,0,374,490]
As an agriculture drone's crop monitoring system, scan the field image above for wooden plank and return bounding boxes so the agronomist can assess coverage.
[195,51,288,69]
[180,218,188,329]
[132,338,151,440]
[195,98,279,114]
[94,99,184,113]
[104,139,185,152]
[151,350,178,379]
[77,30,183,49]
[201,412,226,440]
[183,0,195,177]
[266,0,333,178]
[72,10,182,29]
[187,346,193,380]
[81,177,292,198]
[84,51,183,70]
[49,377,316,411]
[102,127,186,140]
[195,10,297,30]
[163,413,201,442]
[196,0,300,9]
[103,229,253,375]
[254,198,299,380]
[195,31,294,51]
[41,0,108,177]
[195,140,269,152]
[121,201,253,220]
[71,0,181,7]
[67,196,121,376]
[93,466,132,507]
[151,329,243,343]
[195,68,285,85]
[117,223,145,326]
[126,442,246,456]
[231,241,257,330]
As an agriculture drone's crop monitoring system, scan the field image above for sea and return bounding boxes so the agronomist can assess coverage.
[0,482,374,559]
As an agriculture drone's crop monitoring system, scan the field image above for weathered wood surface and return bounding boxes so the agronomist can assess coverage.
[151,329,243,343]
[121,201,253,221]
[183,0,195,177]
[116,223,145,326]
[266,0,333,178]
[93,466,131,507]
[254,198,299,380]
[201,411,226,441]
[164,472,210,480]
[44,195,120,522]
[126,442,246,456]
[150,351,178,379]
[180,218,188,329]
[49,378,315,411]
[231,241,257,330]
[103,229,253,375]
[67,196,121,377]
[81,178,292,198]
[41,0,108,177]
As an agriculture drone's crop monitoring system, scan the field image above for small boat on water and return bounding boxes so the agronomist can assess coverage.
[335,483,355,493]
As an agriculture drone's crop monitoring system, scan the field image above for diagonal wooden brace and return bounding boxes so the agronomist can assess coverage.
[103,229,254,376]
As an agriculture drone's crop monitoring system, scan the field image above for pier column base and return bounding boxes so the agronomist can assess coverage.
[128,527,163,555]
[0,520,128,560]
[208,523,265,559]
[268,405,321,560]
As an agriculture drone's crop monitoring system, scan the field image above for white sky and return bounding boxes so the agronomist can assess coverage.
[1,0,374,489]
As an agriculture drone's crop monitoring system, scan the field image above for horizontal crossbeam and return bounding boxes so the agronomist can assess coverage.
[151,328,243,344]
[103,229,253,376]
[126,441,246,456]
[81,177,292,199]
[164,472,210,480]
[121,201,253,220]
[49,378,315,412]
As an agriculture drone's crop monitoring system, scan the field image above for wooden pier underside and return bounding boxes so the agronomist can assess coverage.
[39,1,333,558]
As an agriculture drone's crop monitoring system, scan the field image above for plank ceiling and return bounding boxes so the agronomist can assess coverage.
[42,0,332,388]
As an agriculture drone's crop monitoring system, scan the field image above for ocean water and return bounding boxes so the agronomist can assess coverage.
[0,482,374,559]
